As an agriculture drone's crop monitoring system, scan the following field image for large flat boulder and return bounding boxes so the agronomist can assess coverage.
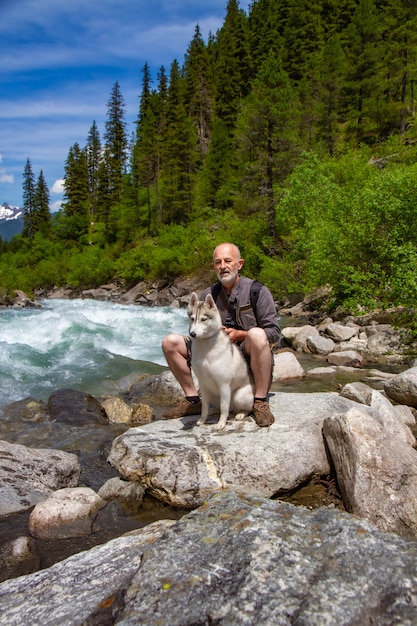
[108,392,359,508]
[1,492,417,625]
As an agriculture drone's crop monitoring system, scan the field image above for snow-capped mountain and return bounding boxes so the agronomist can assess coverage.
[0,203,24,240]
[0,202,23,221]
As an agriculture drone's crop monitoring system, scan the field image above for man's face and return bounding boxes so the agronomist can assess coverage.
[213,245,244,288]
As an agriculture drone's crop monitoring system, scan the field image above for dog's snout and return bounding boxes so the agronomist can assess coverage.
[190,331,196,338]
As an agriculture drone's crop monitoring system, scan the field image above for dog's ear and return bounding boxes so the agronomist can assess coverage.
[205,293,216,308]
[189,292,199,307]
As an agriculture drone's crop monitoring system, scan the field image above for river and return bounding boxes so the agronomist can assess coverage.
[0,298,404,574]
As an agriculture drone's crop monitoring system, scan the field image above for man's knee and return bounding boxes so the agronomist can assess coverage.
[162,333,188,359]
[162,333,181,353]
[246,327,269,350]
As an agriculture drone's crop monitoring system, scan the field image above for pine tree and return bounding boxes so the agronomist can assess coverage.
[104,81,128,210]
[282,0,325,83]
[215,0,252,129]
[132,62,158,232]
[236,53,301,239]
[160,59,197,224]
[63,143,89,218]
[378,0,417,135]
[183,25,215,160]
[96,147,113,243]
[33,170,51,233]
[86,121,101,218]
[316,34,347,154]
[343,0,382,143]
[22,158,36,239]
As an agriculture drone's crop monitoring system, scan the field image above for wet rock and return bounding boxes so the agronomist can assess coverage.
[47,388,108,425]
[0,536,40,583]
[0,440,80,520]
[98,477,145,514]
[28,487,105,540]
[2,397,48,422]
[11,290,40,308]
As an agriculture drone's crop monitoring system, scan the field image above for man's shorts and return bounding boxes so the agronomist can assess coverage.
[183,334,274,382]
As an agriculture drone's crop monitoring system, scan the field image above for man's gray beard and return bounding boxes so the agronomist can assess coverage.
[218,270,239,287]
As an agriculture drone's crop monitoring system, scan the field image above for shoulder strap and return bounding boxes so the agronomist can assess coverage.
[210,281,222,301]
[250,280,263,325]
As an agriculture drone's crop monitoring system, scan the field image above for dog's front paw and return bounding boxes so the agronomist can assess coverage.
[235,412,247,421]
[196,419,206,427]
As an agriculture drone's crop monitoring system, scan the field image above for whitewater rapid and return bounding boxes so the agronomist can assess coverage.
[0,298,189,407]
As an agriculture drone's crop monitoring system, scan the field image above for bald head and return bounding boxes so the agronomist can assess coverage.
[212,243,244,291]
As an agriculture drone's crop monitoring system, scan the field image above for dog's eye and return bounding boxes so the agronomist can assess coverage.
[200,316,207,322]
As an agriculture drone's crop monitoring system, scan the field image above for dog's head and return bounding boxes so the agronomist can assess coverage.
[188,292,221,339]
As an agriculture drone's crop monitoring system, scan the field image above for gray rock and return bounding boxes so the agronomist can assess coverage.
[2,492,417,625]
[385,366,417,408]
[0,440,80,520]
[28,487,105,540]
[323,405,417,538]
[339,381,375,405]
[327,350,364,367]
[325,322,358,342]
[0,520,176,626]
[108,392,358,508]
[272,351,305,380]
[306,334,335,355]
[291,325,319,352]
[98,477,145,514]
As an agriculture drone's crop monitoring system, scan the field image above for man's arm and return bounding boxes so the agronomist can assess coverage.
[255,286,281,344]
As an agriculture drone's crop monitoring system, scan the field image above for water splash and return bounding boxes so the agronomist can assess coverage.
[0,299,189,406]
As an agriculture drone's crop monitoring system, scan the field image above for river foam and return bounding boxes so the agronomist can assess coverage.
[0,299,189,406]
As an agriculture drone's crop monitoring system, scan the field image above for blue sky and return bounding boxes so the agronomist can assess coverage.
[0,0,251,211]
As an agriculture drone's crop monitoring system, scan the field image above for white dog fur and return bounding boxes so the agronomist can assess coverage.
[188,292,255,430]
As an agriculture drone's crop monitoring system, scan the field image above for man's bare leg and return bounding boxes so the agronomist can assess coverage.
[161,334,201,418]
[244,328,275,427]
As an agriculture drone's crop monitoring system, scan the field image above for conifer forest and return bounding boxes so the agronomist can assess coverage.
[2,0,417,316]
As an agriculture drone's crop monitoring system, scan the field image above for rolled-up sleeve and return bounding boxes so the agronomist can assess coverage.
[256,286,281,344]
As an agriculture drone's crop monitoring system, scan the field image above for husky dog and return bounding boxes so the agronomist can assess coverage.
[188,292,255,430]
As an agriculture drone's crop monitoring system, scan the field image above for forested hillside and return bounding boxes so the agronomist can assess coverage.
[1,0,417,314]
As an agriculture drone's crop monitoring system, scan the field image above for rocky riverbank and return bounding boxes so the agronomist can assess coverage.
[1,280,417,623]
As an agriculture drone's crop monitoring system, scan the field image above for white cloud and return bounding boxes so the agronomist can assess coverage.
[51,179,65,194]
[50,199,64,213]
[0,172,14,184]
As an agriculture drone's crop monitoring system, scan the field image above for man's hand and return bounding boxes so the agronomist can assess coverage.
[222,327,247,343]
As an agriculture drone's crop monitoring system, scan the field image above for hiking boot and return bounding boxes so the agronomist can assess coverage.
[252,400,275,427]
[162,398,202,419]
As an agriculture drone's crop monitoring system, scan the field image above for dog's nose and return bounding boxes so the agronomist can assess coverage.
[190,331,196,338]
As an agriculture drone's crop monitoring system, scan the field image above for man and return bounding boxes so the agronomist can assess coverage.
[161,242,281,426]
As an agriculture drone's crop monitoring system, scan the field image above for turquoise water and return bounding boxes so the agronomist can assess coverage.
[0,298,189,407]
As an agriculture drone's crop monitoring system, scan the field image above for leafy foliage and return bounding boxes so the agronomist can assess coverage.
[4,0,417,317]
